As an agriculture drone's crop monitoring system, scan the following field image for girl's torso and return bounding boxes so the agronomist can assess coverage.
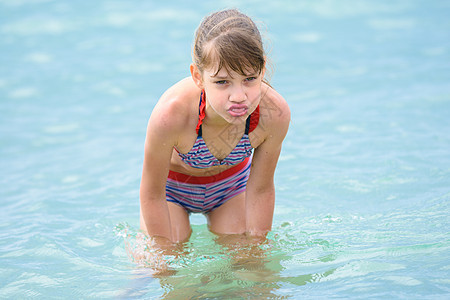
[165,78,266,177]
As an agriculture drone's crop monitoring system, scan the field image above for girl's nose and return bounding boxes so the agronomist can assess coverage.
[229,85,246,103]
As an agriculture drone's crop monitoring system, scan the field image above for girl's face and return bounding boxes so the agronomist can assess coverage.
[193,64,265,125]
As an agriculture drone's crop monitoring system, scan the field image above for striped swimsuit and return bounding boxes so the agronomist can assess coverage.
[166,91,259,213]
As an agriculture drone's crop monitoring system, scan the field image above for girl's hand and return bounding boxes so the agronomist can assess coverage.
[127,232,177,276]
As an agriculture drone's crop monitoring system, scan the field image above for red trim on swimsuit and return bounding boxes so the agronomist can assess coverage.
[168,156,250,184]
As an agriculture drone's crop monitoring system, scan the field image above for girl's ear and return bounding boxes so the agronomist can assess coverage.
[190,63,204,89]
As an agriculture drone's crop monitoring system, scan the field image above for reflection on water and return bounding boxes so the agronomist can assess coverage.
[115,221,344,298]
[115,199,450,298]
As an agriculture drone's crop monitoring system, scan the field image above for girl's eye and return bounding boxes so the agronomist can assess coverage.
[245,77,257,82]
[215,80,228,85]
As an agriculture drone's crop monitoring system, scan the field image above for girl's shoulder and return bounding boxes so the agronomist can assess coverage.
[148,78,200,135]
[259,84,291,128]
[154,77,200,117]
[158,77,200,111]
[249,85,290,148]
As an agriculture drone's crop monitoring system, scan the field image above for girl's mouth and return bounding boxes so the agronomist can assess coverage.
[228,104,248,117]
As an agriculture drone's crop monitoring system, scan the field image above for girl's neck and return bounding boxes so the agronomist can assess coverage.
[203,104,230,128]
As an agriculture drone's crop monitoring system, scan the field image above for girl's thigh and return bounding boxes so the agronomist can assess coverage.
[167,202,192,242]
[206,192,246,235]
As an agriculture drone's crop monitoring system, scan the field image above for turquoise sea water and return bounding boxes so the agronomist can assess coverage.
[1,0,449,298]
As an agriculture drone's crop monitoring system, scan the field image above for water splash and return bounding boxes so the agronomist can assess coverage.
[114,223,174,272]
[113,205,450,298]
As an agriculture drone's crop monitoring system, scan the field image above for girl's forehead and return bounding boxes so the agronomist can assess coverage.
[204,65,258,78]
[205,66,229,77]
[200,41,263,78]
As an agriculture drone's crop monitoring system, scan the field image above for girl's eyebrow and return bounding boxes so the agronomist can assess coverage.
[211,72,257,79]
[211,74,229,79]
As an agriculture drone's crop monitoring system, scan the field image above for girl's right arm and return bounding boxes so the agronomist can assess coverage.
[139,100,180,243]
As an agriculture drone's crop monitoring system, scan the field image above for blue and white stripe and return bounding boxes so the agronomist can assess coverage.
[178,134,253,168]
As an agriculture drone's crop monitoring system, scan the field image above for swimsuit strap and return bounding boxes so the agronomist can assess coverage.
[247,105,260,134]
[196,91,207,136]
[196,90,260,137]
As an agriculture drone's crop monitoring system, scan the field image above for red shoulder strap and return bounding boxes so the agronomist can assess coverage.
[195,91,206,135]
[248,105,260,133]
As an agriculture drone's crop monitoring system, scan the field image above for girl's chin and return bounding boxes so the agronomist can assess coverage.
[225,114,248,124]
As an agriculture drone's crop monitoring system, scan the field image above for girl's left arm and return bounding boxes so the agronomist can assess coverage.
[245,94,290,236]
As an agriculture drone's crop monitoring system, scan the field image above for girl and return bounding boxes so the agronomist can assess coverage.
[139,8,290,245]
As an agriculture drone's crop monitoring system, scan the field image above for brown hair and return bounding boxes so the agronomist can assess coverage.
[193,9,267,79]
